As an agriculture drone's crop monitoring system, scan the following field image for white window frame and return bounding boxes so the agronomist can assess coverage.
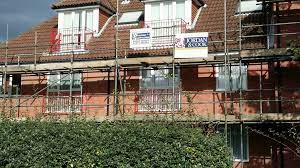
[57,6,99,32]
[46,73,82,113]
[47,73,82,92]
[215,64,248,92]
[118,11,143,25]
[144,0,192,24]
[139,67,181,112]
[56,7,99,52]
[228,125,249,162]
[235,0,263,15]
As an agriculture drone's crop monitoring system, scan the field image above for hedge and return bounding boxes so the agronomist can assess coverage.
[0,120,232,168]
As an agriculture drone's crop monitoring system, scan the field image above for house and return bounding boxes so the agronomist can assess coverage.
[0,0,299,167]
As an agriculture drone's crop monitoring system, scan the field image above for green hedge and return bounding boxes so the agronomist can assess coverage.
[0,121,232,168]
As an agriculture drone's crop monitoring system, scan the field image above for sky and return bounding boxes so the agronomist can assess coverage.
[0,0,57,41]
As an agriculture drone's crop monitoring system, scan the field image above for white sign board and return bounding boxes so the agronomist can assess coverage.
[130,28,152,49]
[174,32,209,59]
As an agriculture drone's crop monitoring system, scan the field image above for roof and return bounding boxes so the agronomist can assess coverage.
[52,0,115,13]
[0,17,58,55]
[87,0,266,59]
[109,0,144,12]
[0,0,273,65]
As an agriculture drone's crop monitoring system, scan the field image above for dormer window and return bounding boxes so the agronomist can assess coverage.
[118,11,143,25]
[52,7,99,53]
[63,10,94,30]
[145,0,190,23]
[142,0,191,48]
[236,0,262,14]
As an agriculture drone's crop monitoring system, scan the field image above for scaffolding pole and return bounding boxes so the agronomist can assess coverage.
[2,24,8,115]
[172,21,176,119]
[34,32,37,69]
[114,0,120,116]
[224,0,228,143]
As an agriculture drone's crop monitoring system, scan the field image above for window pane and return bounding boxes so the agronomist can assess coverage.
[176,0,185,20]
[60,74,70,91]
[216,65,247,91]
[86,10,93,30]
[237,0,262,13]
[72,73,82,89]
[162,1,173,20]
[64,12,72,28]
[74,11,82,28]
[228,125,249,161]
[141,68,179,89]
[48,74,59,91]
[151,2,160,21]
[141,69,152,88]
[118,11,143,24]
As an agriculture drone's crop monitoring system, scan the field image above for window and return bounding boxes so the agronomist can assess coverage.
[47,73,82,113]
[216,64,247,91]
[0,74,21,96]
[118,11,143,24]
[62,10,94,30]
[228,125,249,161]
[236,0,262,14]
[148,0,187,21]
[139,67,180,112]
[48,73,81,92]
[144,0,189,47]
[63,12,72,28]
[86,10,93,30]
[176,0,185,20]
[151,2,160,21]
[162,1,173,20]
[58,9,97,52]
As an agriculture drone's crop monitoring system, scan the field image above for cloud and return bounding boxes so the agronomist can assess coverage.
[0,0,57,41]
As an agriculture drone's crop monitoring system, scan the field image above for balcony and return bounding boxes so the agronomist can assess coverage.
[49,27,94,53]
[143,18,187,48]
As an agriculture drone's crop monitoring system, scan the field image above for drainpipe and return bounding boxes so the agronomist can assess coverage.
[189,4,207,30]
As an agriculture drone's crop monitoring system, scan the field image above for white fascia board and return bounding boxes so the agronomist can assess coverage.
[54,5,100,12]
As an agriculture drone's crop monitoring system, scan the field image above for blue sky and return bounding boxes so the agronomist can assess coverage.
[0,0,57,41]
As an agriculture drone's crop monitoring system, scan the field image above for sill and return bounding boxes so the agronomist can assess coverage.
[48,49,88,56]
[0,94,20,98]
[47,89,82,92]
[215,89,246,93]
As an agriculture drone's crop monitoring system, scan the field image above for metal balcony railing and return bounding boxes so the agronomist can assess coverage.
[138,88,180,112]
[144,18,187,48]
[49,27,94,53]
[46,96,82,113]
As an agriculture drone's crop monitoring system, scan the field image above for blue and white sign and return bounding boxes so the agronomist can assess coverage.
[175,32,209,58]
[130,28,153,49]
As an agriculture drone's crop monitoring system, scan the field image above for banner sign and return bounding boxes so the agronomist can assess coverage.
[174,32,208,58]
[130,28,152,49]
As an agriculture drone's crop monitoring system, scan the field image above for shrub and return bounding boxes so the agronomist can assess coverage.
[0,120,232,168]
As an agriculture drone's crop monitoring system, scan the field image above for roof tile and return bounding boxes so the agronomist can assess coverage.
[0,0,269,64]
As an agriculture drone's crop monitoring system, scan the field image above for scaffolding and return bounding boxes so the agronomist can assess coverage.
[0,0,300,165]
